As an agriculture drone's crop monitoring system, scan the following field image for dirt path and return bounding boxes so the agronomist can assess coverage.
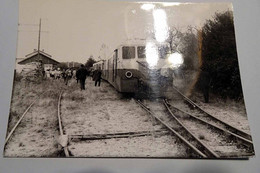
[61,78,187,157]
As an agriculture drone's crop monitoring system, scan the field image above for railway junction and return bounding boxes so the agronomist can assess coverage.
[4,77,254,158]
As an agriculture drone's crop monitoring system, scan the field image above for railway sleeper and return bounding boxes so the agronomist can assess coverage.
[69,130,169,141]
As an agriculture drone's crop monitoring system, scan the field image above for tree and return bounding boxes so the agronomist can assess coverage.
[85,55,96,69]
[166,26,199,70]
[166,27,183,53]
[201,11,242,99]
[57,62,68,69]
[180,26,199,70]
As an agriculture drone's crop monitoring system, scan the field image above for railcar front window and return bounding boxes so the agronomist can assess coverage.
[122,46,135,59]
[137,46,146,58]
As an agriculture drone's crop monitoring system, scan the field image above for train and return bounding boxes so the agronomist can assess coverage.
[93,40,181,97]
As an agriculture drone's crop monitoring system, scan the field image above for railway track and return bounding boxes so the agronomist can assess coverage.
[135,99,218,158]
[4,92,46,146]
[5,90,71,157]
[57,91,70,157]
[163,99,254,158]
[172,86,253,142]
[5,80,253,158]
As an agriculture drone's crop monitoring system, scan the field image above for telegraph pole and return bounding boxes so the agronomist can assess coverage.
[37,18,44,78]
[38,18,41,61]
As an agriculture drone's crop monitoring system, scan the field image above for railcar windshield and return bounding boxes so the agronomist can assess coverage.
[137,46,146,58]
[137,45,170,59]
[122,46,135,59]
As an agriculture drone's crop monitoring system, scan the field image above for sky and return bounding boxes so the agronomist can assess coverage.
[16,0,233,63]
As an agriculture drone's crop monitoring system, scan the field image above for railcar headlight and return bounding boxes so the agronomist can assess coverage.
[125,71,133,78]
[168,52,184,67]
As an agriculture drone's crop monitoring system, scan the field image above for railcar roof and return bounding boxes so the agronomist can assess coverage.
[117,39,170,47]
[102,39,170,61]
[93,61,104,65]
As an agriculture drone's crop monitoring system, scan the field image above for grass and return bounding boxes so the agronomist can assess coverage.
[6,77,65,138]
[5,77,76,157]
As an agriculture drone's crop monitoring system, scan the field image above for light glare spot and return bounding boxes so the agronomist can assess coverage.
[168,52,184,67]
[141,4,155,11]
[162,2,181,7]
[153,9,169,42]
[146,42,159,67]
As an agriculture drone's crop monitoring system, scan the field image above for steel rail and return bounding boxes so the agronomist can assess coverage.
[163,99,220,158]
[172,86,252,141]
[164,100,254,151]
[4,92,46,146]
[57,91,70,157]
[135,99,207,158]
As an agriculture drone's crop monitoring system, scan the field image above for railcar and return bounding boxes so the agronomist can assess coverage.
[95,40,180,96]
[93,60,104,71]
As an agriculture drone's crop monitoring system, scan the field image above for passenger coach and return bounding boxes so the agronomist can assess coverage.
[94,40,178,95]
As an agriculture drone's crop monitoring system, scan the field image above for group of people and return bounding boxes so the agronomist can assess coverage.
[76,65,102,90]
[44,64,102,91]
[61,68,74,85]
[47,68,62,79]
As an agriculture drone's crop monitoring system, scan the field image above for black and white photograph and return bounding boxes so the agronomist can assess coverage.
[3,0,255,158]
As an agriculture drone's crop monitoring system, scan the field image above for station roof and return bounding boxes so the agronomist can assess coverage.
[18,50,59,65]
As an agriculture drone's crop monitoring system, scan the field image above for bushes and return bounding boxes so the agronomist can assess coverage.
[201,11,243,100]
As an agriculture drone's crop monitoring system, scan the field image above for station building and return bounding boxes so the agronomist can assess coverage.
[16,50,60,73]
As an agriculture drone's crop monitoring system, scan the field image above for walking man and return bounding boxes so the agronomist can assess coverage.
[77,64,88,90]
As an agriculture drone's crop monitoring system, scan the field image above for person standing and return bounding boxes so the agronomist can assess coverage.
[94,67,102,87]
[61,69,66,82]
[77,64,88,90]
[199,70,211,103]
